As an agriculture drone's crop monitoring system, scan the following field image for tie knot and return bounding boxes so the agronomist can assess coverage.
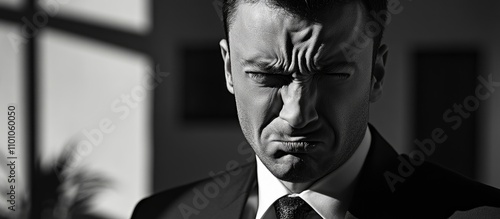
[274,196,313,219]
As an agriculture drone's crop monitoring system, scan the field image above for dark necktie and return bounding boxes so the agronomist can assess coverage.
[273,196,314,219]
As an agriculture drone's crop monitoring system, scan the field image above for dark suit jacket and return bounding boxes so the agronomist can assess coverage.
[132,126,500,218]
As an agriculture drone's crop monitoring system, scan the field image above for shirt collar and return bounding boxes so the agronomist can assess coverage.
[255,127,372,219]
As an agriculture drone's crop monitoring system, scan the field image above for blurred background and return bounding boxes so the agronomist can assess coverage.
[0,0,499,218]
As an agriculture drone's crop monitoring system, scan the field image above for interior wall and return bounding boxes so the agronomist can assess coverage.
[482,1,500,188]
[152,0,249,192]
[370,0,500,187]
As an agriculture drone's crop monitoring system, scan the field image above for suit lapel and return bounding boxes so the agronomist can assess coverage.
[348,124,401,218]
[211,161,257,219]
[349,125,500,218]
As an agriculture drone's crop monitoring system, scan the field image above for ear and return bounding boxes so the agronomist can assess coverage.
[220,39,234,94]
[370,44,388,103]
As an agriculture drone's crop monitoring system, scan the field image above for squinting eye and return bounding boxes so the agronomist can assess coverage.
[247,73,268,83]
[248,73,266,80]
[327,73,350,79]
[247,72,292,87]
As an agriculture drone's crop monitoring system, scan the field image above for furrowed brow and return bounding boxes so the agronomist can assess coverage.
[241,60,287,74]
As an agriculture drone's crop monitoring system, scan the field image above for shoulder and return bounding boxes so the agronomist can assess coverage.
[131,179,203,219]
[396,158,500,217]
[352,125,500,218]
[131,161,256,219]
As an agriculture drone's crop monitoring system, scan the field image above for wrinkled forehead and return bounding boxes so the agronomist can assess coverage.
[229,1,366,67]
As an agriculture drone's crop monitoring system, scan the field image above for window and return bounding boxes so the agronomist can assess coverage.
[0,1,152,218]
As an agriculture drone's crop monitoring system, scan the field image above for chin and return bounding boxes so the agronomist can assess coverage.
[269,154,321,183]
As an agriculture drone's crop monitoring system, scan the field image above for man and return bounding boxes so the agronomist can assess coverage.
[132,0,500,218]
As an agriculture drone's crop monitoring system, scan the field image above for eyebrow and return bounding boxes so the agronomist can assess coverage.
[241,60,357,74]
[240,60,288,74]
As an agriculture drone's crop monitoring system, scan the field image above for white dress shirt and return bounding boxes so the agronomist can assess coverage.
[243,127,372,219]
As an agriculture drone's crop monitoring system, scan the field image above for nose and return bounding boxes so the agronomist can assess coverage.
[278,82,318,129]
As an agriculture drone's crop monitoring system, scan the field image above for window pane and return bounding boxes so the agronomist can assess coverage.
[0,21,27,218]
[39,0,151,34]
[39,28,152,218]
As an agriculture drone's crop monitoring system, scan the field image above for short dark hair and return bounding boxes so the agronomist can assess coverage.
[222,0,388,52]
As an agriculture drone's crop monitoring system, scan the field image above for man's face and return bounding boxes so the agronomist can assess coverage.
[220,1,385,183]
